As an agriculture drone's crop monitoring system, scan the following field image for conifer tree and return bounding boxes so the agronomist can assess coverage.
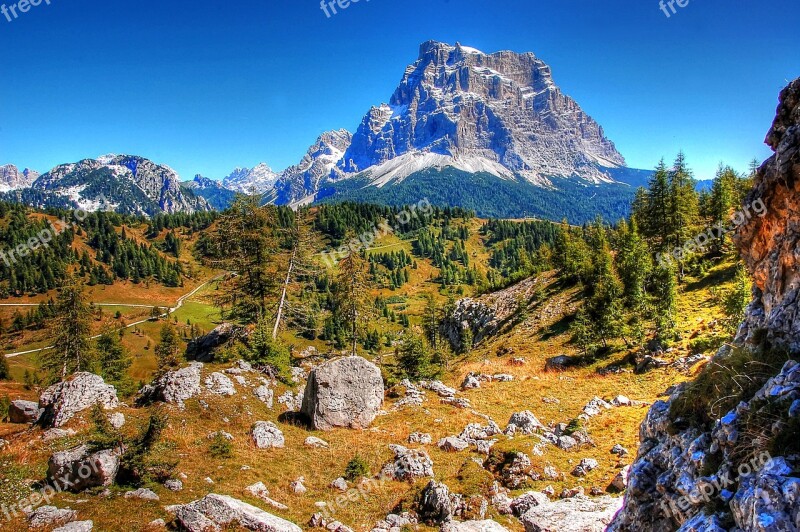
[667,152,700,258]
[42,277,93,382]
[335,242,372,356]
[96,326,134,395]
[154,323,181,376]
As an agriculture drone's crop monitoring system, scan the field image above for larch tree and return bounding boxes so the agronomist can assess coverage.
[335,243,373,356]
[43,277,93,383]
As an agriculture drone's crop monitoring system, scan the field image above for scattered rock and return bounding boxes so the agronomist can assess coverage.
[106,412,125,429]
[301,356,384,430]
[208,431,234,441]
[47,445,120,492]
[510,491,550,517]
[172,493,302,532]
[137,363,202,408]
[461,374,481,390]
[505,411,544,435]
[304,436,329,448]
[545,355,574,371]
[53,521,93,532]
[245,482,288,511]
[124,488,160,501]
[39,373,119,427]
[254,385,274,408]
[610,444,628,456]
[440,520,509,532]
[418,480,454,524]
[441,397,472,409]
[380,444,434,481]
[438,436,469,452]
[205,372,237,396]
[9,399,40,424]
[165,479,183,492]
[251,421,285,449]
[611,465,630,491]
[408,432,432,445]
[420,380,457,398]
[291,477,307,494]
[520,495,622,532]
[571,458,599,477]
[42,428,77,442]
[330,477,348,491]
[27,506,77,529]
[278,390,303,411]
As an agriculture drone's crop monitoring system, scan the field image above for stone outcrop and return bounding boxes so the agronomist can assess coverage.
[38,373,119,428]
[519,496,622,532]
[610,78,800,531]
[301,356,384,430]
[380,444,435,481]
[170,493,302,532]
[47,445,120,492]
[9,399,40,423]
[186,323,248,363]
[137,363,202,408]
[251,421,285,449]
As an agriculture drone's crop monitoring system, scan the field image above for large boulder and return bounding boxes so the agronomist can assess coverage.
[171,493,302,532]
[38,373,119,428]
[301,356,384,430]
[137,363,202,408]
[47,445,120,492]
[9,399,41,424]
[519,496,622,532]
[418,481,455,524]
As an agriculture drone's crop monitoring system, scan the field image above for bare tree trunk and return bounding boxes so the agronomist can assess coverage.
[272,247,296,340]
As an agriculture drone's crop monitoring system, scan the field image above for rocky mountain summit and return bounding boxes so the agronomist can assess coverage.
[336,41,625,187]
[222,163,280,194]
[26,154,211,216]
[0,164,39,191]
[610,78,800,531]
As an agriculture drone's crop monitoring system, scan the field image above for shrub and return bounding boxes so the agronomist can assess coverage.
[115,407,176,487]
[246,318,291,380]
[669,346,790,430]
[345,455,370,481]
[0,353,9,380]
[396,334,441,381]
[0,395,9,422]
[209,433,233,459]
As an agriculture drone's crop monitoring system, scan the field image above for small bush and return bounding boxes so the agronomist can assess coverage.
[0,352,9,380]
[564,418,585,436]
[0,395,10,422]
[345,455,370,481]
[670,346,790,430]
[209,434,233,459]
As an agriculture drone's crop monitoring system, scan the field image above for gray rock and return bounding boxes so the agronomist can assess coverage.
[42,428,77,442]
[438,436,469,452]
[47,445,120,492]
[254,385,274,408]
[330,477,348,491]
[53,521,93,532]
[109,412,125,429]
[505,411,544,435]
[440,520,510,532]
[9,399,40,423]
[251,421,285,449]
[520,496,622,532]
[510,491,550,517]
[380,444,434,481]
[408,432,432,445]
[571,458,599,477]
[205,372,237,396]
[165,479,183,491]
[301,356,384,430]
[137,363,202,408]
[27,506,77,529]
[39,373,119,427]
[124,488,159,501]
[173,493,302,532]
[611,465,630,491]
[418,480,454,524]
[304,436,329,448]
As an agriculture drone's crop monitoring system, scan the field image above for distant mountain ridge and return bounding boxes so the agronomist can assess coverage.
[2,41,651,220]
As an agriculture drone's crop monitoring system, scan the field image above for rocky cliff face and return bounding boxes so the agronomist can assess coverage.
[0,164,39,191]
[275,129,352,205]
[337,41,625,187]
[222,163,279,194]
[610,79,800,532]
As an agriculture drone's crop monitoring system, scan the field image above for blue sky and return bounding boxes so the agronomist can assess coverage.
[0,0,797,181]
